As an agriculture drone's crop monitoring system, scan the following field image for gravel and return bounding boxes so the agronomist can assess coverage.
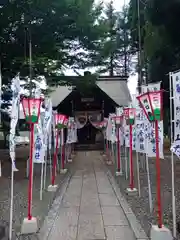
[105,145,180,239]
[0,146,72,239]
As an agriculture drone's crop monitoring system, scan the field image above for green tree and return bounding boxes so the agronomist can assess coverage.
[0,0,107,85]
[128,0,180,89]
[95,2,132,76]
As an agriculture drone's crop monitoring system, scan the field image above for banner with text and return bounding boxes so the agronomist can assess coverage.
[170,71,180,157]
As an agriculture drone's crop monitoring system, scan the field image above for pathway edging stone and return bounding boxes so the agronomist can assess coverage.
[38,173,72,240]
[106,169,149,240]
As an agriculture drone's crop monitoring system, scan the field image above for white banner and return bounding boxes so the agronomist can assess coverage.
[118,127,124,146]
[135,109,146,153]
[132,125,136,150]
[43,98,52,149]
[141,82,161,93]
[124,124,130,147]
[105,114,116,142]
[111,116,117,143]
[106,117,111,140]
[33,113,45,163]
[66,117,76,144]
[9,76,21,171]
[170,71,180,157]
[142,82,164,159]
[124,124,136,149]
[33,88,45,163]
[146,121,164,158]
[172,71,180,141]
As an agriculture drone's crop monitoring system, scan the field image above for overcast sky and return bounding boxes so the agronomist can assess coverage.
[101,0,127,10]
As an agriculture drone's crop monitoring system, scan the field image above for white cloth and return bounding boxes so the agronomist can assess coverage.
[9,75,21,171]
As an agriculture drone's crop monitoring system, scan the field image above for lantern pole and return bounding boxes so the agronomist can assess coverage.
[102,101,106,156]
[111,116,116,165]
[125,145,128,179]
[43,147,48,190]
[106,117,110,164]
[61,127,67,173]
[27,123,35,222]
[154,119,163,229]
[49,123,53,180]
[21,98,42,234]
[129,124,134,189]
[48,128,59,192]
[126,109,137,196]
[52,130,59,185]
[47,113,60,192]
[28,123,34,220]
[61,129,64,169]
[145,136,153,212]
[117,126,121,172]
[137,91,173,239]
[115,116,123,176]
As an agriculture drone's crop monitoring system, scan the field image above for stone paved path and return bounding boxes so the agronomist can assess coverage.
[40,151,137,240]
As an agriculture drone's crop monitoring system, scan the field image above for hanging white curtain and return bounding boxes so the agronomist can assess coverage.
[75,112,87,129]
[88,112,102,129]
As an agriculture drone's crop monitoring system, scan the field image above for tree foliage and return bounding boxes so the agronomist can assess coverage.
[0,0,108,85]
[128,0,180,96]
[96,2,132,76]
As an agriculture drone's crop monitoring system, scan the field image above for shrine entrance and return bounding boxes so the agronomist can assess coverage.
[75,111,104,145]
[77,120,97,144]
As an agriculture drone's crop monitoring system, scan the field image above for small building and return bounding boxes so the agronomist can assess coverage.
[50,75,131,150]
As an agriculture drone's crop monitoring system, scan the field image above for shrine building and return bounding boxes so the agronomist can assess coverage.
[50,74,131,150]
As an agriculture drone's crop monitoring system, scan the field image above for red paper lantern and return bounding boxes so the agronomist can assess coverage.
[54,113,68,129]
[123,108,136,125]
[113,116,123,125]
[136,90,163,122]
[21,97,42,124]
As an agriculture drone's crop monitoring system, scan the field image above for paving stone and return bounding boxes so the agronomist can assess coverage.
[77,213,106,240]
[81,195,99,206]
[48,224,77,240]
[101,206,128,226]
[67,181,82,192]
[96,181,114,192]
[97,183,113,190]
[97,186,115,194]
[83,174,95,178]
[62,194,81,207]
[80,196,101,214]
[67,184,82,192]
[105,168,149,239]
[56,207,79,226]
[80,205,101,214]
[99,193,120,206]
[105,225,135,240]
[96,178,111,184]
[38,151,147,240]
[82,185,97,193]
[71,175,82,179]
